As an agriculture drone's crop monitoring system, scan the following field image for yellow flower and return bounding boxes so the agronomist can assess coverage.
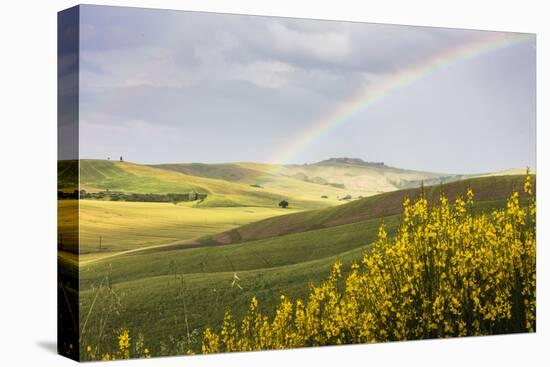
[467,187,474,205]
[118,328,130,358]
[172,182,536,354]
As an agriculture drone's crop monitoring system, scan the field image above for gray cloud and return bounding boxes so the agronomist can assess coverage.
[77,5,535,173]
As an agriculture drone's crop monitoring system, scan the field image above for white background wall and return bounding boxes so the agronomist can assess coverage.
[0,0,547,366]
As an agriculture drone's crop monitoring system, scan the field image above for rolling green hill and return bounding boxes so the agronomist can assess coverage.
[76,174,532,355]
[151,162,262,182]
[152,157,457,198]
[58,159,351,258]
[205,174,534,245]
[151,161,355,205]
[59,159,534,357]
[64,159,350,209]
[80,214,401,287]
[79,246,371,354]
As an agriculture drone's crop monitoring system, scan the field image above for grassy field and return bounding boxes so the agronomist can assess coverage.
[75,200,299,258]
[57,159,533,358]
[73,174,531,258]
[78,214,402,353]
[58,159,355,262]
[79,246,375,354]
[79,214,401,287]
[153,158,456,197]
[71,160,351,209]
[73,175,530,357]
[206,174,533,245]
[64,158,422,261]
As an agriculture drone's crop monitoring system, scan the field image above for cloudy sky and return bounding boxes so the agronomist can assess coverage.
[78,5,535,174]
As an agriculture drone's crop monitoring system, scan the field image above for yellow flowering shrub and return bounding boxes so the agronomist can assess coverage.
[86,328,152,361]
[201,174,536,353]
[88,173,535,359]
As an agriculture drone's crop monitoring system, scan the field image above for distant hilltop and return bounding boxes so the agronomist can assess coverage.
[314,157,386,167]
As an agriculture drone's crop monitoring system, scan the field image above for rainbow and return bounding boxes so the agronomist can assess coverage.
[267,32,533,169]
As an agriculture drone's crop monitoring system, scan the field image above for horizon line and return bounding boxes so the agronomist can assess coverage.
[64,156,534,176]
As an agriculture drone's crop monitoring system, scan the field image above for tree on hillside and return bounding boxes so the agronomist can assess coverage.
[278,200,289,208]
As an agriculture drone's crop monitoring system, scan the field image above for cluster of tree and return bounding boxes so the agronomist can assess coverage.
[59,190,207,203]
